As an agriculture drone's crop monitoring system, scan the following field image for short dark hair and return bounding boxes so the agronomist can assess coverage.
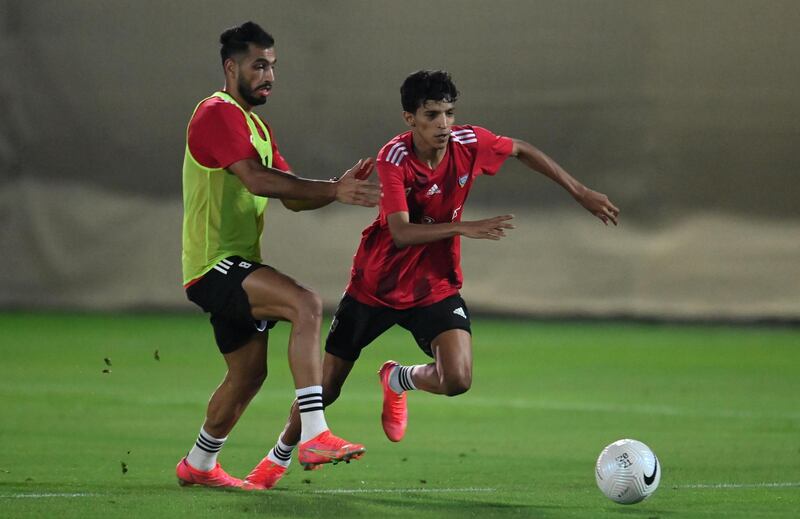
[219,21,274,66]
[400,70,459,112]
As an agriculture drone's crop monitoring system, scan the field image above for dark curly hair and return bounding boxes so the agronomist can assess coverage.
[400,70,459,113]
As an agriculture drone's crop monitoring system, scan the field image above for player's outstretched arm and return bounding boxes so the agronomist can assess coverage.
[281,158,379,211]
[227,158,379,209]
[387,212,515,248]
[511,139,620,225]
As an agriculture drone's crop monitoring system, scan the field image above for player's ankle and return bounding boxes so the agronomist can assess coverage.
[297,386,328,442]
[389,364,420,394]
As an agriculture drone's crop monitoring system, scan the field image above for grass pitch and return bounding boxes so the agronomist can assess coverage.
[1,313,798,518]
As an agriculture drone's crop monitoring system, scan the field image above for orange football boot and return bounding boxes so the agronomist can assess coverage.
[298,430,365,470]
[378,360,408,442]
[176,457,242,488]
[241,457,287,490]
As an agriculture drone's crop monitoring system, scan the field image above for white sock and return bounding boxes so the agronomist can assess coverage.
[389,364,420,394]
[266,436,295,468]
[296,385,328,442]
[186,427,227,471]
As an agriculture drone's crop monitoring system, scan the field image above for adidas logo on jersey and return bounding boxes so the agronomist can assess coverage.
[426,183,442,196]
[458,173,469,187]
[453,307,467,319]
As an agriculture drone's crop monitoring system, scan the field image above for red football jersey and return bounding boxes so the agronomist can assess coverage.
[188,96,291,172]
[346,125,514,309]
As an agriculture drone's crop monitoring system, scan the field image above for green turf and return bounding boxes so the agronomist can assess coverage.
[0,313,798,518]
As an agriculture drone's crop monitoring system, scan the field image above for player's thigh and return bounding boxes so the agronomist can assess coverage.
[186,256,277,353]
[242,266,321,322]
[325,294,398,362]
[401,294,472,360]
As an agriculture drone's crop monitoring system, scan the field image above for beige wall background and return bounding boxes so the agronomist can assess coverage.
[1,1,798,319]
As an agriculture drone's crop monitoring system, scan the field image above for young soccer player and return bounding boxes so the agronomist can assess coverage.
[176,21,378,490]
[269,69,619,483]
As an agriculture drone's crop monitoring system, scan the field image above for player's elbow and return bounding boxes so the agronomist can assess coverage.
[389,229,411,249]
[391,237,410,249]
[234,172,256,194]
[281,199,304,212]
[511,138,539,162]
[240,167,287,198]
[237,175,271,198]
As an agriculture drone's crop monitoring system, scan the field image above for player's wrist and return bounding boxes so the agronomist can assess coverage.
[330,180,342,202]
[570,183,587,201]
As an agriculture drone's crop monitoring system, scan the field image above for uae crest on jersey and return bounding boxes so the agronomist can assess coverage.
[458,173,469,187]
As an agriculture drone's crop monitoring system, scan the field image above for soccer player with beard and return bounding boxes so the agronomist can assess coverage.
[176,21,378,490]
[264,69,619,486]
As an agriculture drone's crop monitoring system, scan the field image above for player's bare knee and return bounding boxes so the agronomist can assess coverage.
[306,291,323,320]
[443,372,471,396]
[228,366,267,396]
[288,289,323,326]
[242,372,267,396]
[444,381,470,396]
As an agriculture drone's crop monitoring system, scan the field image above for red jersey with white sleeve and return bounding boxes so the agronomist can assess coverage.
[188,96,291,171]
[346,125,513,309]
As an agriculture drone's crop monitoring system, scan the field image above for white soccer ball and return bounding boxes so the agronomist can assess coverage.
[595,438,661,504]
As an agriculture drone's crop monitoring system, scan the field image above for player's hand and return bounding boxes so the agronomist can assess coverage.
[576,188,619,226]
[335,158,380,207]
[458,215,515,240]
[350,156,376,180]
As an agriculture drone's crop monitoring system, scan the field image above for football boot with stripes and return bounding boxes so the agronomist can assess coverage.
[298,430,365,469]
[378,360,408,442]
[176,457,242,488]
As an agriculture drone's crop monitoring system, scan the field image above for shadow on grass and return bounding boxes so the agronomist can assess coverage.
[0,482,660,519]
[239,490,552,518]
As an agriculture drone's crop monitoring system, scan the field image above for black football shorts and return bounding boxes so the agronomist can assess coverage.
[186,256,277,353]
[325,293,472,362]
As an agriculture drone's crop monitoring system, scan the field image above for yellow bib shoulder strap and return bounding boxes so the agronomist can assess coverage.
[211,91,273,168]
